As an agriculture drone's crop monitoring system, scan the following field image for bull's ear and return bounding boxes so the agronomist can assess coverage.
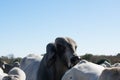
[46,43,56,67]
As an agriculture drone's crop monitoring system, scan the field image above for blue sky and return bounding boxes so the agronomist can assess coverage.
[0,0,120,57]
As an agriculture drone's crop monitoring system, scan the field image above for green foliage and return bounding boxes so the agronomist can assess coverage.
[81,53,93,61]
[0,53,119,65]
[80,54,120,64]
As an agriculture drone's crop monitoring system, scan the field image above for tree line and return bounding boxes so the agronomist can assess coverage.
[81,53,120,64]
[0,53,120,64]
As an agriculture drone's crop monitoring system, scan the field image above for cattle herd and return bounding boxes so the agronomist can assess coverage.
[0,37,120,80]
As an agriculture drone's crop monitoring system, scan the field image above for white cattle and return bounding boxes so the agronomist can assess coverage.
[2,67,26,80]
[98,67,120,80]
[20,54,43,70]
[112,63,120,67]
[0,61,20,73]
[62,60,105,80]
[20,54,42,80]
[0,68,3,73]
[13,62,20,68]
[100,61,111,68]
[0,68,7,80]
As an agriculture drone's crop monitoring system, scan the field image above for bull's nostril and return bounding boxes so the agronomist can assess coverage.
[71,56,80,65]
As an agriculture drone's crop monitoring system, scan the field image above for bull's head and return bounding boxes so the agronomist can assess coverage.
[46,37,80,68]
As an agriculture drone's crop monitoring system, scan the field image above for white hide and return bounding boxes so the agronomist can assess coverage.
[0,68,7,80]
[2,67,26,80]
[100,61,111,68]
[20,54,42,80]
[20,54,43,70]
[112,63,120,67]
[62,60,105,80]
[98,67,120,80]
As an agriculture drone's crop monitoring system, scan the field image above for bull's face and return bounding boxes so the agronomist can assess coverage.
[55,37,80,68]
[46,37,80,68]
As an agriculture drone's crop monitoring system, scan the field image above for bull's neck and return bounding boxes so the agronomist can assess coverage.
[54,56,68,80]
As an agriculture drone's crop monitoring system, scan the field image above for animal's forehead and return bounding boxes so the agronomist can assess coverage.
[66,37,76,45]
[56,37,77,46]
[65,37,77,49]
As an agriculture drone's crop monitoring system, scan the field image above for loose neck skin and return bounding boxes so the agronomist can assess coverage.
[37,54,69,80]
[54,55,69,80]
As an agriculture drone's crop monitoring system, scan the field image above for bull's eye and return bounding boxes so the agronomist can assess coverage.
[70,76,72,79]
[75,46,77,50]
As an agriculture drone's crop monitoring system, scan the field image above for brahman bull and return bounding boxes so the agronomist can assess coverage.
[37,37,80,80]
